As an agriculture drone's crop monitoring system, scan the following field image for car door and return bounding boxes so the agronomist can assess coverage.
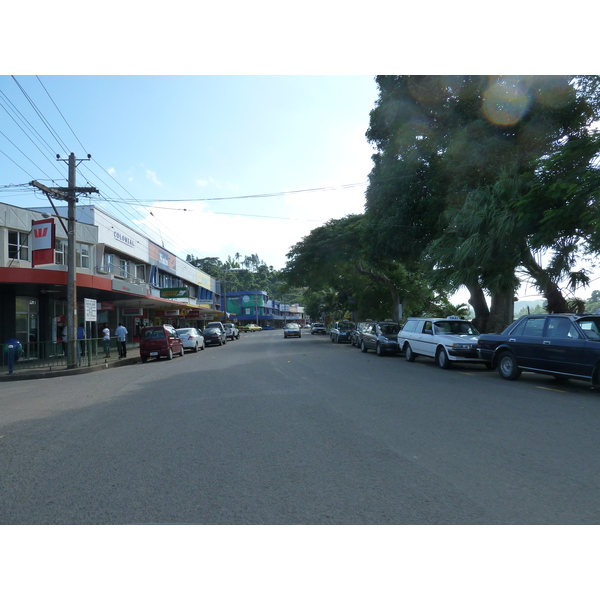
[505,316,546,369]
[415,320,436,357]
[363,324,375,350]
[542,317,588,377]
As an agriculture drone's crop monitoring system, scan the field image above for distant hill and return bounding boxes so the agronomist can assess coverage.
[514,299,546,315]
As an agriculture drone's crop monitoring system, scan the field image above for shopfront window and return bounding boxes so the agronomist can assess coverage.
[15,297,38,359]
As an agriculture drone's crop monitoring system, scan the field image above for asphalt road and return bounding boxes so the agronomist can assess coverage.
[1,329,599,524]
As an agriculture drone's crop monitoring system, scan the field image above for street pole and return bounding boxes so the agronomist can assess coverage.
[66,153,77,368]
[31,153,98,369]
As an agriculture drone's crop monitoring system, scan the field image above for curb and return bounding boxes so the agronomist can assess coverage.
[0,356,139,382]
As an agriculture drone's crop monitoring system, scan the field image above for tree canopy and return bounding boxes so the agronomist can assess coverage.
[364,75,600,331]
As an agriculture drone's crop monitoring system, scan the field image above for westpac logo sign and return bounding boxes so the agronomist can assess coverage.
[32,218,54,251]
[31,218,55,267]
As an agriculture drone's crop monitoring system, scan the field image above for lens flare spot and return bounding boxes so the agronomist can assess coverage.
[483,79,531,126]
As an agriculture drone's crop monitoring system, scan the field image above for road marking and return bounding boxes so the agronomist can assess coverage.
[537,387,567,393]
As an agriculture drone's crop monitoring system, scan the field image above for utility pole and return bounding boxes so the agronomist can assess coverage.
[31,153,98,368]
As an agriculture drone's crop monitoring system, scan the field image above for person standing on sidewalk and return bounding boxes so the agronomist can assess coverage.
[102,323,111,358]
[115,322,128,358]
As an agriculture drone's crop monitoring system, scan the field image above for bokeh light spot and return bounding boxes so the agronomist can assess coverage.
[483,79,531,126]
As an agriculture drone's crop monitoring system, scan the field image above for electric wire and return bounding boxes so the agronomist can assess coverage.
[36,76,90,157]
[11,76,71,156]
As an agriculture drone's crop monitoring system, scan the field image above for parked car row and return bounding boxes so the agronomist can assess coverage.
[139,322,244,362]
[326,313,600,388]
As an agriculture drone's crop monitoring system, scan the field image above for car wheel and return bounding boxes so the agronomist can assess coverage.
[166,348,173,360]
[223,337,227,344]
[405,344,416,362]
[337,336,342,344]
[141,356,148,363]
[330,335,335,342]
[193,343,198,353]
[361,340,368,353]
[179,346,185,357]
[436,347,451,369]
[376,342,385,356]
[498,351,521,380]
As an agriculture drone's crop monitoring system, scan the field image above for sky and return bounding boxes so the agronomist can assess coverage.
[0,75,378,271]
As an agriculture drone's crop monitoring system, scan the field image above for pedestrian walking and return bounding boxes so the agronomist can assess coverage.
[115,322,128,358]
[102,323,111,358]
[77,323,86,357]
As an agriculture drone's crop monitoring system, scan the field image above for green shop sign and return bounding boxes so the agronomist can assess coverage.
[160,288,188,299]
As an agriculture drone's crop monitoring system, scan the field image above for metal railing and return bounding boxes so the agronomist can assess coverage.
[0,338,137,374]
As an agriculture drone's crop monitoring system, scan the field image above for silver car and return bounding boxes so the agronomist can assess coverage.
[175,327,205,352]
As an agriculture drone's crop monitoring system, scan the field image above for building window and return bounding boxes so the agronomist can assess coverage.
[135,264,146,282]
[55,239,66,265]
[102,253,115,273]
[8,230,29,261]
[118,258,130,279]
[76,243,90,269]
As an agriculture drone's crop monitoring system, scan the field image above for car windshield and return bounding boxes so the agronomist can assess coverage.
[287,324,299,329]
[577,317,600,340]
[433,321,479,336]
[176,329,192,335]
[338,323,355,331]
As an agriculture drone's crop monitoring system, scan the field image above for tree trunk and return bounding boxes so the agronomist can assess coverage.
[488,290,515,333]
[355,263,401,321]
[467,284,490,332]
[521,249,569,313]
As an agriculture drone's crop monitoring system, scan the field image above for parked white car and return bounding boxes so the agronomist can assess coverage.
[175,327,205,352]
[398,316,484,369]
[223,322,240,340]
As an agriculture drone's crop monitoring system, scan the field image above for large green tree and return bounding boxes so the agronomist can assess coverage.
[284,214,439,321]
[365,75,600,331]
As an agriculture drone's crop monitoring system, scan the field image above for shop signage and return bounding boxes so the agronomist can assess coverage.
[84,298,97,322]
[100,302,115,310]
[154,310,180,317]
[160,288,188,299]
[112,280,146,295]
[31,218,55,267]
[122,308,145,316]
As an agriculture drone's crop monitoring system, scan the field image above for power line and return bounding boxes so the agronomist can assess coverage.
[11,75,70,156]
[98,181,369,204]
[36,76,90,157]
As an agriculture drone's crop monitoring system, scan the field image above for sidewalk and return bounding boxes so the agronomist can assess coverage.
[0,353,139,382]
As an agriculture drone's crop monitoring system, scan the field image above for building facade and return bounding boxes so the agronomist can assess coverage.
[0,202,221,359]
[1,201,304,358]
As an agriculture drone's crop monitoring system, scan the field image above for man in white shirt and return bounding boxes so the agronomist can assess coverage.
[115,322,128,358]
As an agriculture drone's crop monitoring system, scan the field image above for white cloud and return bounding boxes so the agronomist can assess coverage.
[134,201,317,270]
[107,167,116,176]
[145,169,163,187]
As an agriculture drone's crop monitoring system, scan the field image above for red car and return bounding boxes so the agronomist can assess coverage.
[140,325,184,362]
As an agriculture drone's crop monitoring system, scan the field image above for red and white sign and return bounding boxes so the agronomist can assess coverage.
[31,218,55,266]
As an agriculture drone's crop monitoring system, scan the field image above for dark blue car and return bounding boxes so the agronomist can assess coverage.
[477,313,600,384]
